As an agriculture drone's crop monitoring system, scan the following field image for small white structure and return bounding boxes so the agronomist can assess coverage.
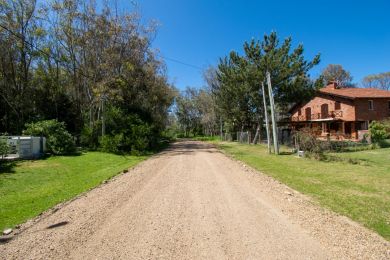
[3,136,47,159]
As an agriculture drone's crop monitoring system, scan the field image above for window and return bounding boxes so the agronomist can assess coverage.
[335,101,341,110]
[368,100,374,110]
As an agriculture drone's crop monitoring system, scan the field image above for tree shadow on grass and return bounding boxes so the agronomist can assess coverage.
[0,160,17,174]
[279,151,295,155]
[50,151,83,157]
[0,151,83,174]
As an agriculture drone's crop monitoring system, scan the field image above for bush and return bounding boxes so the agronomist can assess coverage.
[369,120,390,145]
[80,125,100,150]
[99,134,123,154]
[377,139,390,148]
[23,120,76,155]
[294,128,327,160]
[128,122,151,153]
[98,106,156,154]
[79,104,167,154]
[0,138,10,159]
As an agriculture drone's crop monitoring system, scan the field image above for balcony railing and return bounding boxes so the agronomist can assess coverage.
[291,110,343,122]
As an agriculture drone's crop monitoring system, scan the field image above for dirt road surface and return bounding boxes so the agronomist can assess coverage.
[1,141,389,259]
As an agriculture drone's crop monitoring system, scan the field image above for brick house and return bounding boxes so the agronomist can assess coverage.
[289,82,390,140]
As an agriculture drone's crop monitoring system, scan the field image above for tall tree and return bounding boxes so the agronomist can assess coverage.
[195,89,218,136]
[0,0,44,133]
[321,64,353,86]
[362,72,390,90]
[175,86,218,137]
[175,87,201,137]
[0,0,175,152]
[212,32,320,134]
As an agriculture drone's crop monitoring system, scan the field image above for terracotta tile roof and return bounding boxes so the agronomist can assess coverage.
[319,87,390,99]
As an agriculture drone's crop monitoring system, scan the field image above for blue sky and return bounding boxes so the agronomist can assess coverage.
[120,0,390,89]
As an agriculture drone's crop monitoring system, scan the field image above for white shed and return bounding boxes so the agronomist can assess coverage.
[5,136,47,159]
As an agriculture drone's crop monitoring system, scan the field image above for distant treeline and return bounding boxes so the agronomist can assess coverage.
[174,32,322,137]
[174,32,390,138]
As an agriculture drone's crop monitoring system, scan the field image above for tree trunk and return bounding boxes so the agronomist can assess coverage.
[252,123,260,144]
[239,125,244,142]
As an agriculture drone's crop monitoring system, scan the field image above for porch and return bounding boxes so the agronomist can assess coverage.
[291,120,368,141]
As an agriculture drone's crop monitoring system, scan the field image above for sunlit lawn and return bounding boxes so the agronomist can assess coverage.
[215,141,390,240]
[0,152,146,231]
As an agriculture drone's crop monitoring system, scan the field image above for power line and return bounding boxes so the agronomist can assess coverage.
[157,54,203,71]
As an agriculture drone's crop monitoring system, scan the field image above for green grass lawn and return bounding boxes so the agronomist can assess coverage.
[0,152,146,231]
[214,141,390,240]
[191,136,221,142]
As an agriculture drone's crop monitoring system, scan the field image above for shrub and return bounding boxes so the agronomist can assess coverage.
[80,125,100,150]
[98,106,156,154]
[128,123,151,153]
[0,138,10,159]
[369,121,390,145]
[23,120,76,155]
[377,139,390,148]
[362,133,371,144]
[99,134,123,154]
[294,128,327,160]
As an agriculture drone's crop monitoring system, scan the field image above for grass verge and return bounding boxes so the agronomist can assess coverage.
[214,141,390,241]
[0,152,146,231]
[191,136,221,142]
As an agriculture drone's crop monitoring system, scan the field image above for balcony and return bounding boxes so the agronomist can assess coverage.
[291,110,343,122]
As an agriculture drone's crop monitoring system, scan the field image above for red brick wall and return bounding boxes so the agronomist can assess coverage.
[291,94,355,121]
[355,98,390,121]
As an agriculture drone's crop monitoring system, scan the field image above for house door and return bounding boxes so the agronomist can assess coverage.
[321,104,329,119]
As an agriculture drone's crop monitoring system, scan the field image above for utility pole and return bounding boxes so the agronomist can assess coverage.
[266,71,279,154]
[261,82,271,154]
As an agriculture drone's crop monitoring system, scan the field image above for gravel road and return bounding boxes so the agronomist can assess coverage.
[1,141,389,259]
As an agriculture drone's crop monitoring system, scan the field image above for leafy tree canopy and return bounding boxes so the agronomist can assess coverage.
[321,64,353,87]
[362,72,390,90]
[0,0,175,153]
[212,32,321,132]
